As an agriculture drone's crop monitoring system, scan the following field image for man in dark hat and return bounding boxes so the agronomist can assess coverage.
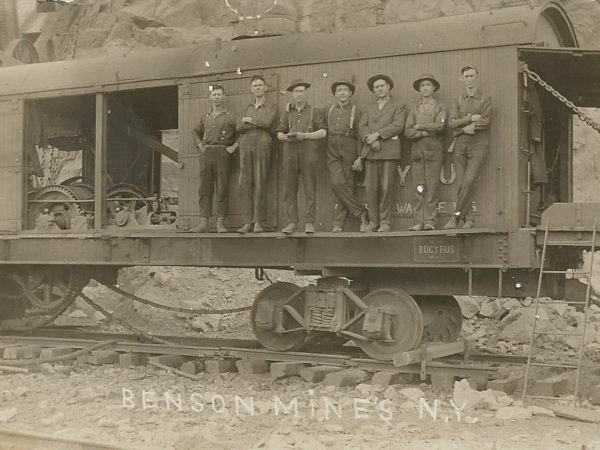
[189,84,238,233]
[405,73,447,231]
[236,74,278,234]
[326,79,369,232]
[277,79,326,234]
[354,74,406,232]
[444,65,492,229]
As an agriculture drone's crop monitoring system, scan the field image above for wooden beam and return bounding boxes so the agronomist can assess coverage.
[126,126,178,163]
[393,339,473,367]
[94,93,108,231]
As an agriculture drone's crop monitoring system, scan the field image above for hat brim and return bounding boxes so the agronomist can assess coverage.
[367,74,394,92]
[412,78,440,92]
[287,82,311,92]
[331,82,355,96]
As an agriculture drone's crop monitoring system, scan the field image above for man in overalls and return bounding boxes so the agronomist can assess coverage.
[277,79,327,234]
[405,73,447,231]
[326,79,369,232]
[190,84,238,233]
[237,75,278,233]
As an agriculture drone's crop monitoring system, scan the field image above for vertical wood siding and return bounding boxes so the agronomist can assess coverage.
[0,100,23,232]
[178,46,519,232]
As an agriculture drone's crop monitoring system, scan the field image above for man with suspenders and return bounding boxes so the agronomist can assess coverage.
[277,79,327,234]
[326,80,370,232]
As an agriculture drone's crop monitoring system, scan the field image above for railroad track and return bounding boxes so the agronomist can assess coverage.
[0,330,527,379]
[0,427,127,450]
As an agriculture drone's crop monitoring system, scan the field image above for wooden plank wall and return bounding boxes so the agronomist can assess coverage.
[0,100,23,232]
[177,46,519,232]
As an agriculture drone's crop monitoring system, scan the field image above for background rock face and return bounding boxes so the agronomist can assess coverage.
[40,0,600,60]
[32,0,600,202]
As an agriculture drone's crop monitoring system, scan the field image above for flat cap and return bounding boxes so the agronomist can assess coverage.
[286,78,311,92]
[331,79,355,96]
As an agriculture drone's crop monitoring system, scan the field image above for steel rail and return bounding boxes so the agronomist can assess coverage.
[0,427,129,450]
[0,335,500,378]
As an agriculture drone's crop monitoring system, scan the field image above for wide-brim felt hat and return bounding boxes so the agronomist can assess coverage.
[331,79,355,96]
[412,73,440,92]
[367,74,394,92]
[287,79,311,92]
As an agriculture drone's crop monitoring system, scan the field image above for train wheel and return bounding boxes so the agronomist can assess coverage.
[18,267,81,312]
[415,295,463,343]
[354,288,423,361]
[250,282,307,352]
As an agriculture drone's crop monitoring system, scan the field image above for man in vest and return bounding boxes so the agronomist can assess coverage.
[277,79,327,234]
[237,75,278,233]
[405,73,447,231]
[326,79,369,232]
[444,65,492,229]
[190,84,238,233]
[355,74,406,232]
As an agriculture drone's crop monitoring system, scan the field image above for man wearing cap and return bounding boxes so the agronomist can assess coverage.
[236,75,278,234]
[189,84,238,233]
[444,65,491,229]
[405,73,447,231]
[277,79,327,234]
[355,74,406,232]
[326,79,369,233]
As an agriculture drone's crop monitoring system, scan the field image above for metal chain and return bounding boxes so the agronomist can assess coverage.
[523,67,600,134]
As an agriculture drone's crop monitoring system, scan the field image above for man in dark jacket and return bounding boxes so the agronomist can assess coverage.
[355,74,406,232]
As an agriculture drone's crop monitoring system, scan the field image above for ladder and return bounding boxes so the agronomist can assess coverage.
[522,219,597,405]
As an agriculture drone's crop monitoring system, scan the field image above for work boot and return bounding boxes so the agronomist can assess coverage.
[281,223,296,234]
[305,222,315,234]
[332,225,343,233]
[443,216,459,230]
[423,223,435,231]
[359,210,370,232]
[189,217,209,233]
[409,223,423,231]
[378,222,391,232]
[362,221,377,233]
[237,223,252,234]
[461,219,474,229]
[253,222,264,233]
[216,217,227,233]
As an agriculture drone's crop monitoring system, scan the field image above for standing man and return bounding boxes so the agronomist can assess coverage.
[190,84,238,233]
[405,73,447,231]
[326,79,369,233]
[444,65,492,229]
[237,75,278,233]
[277,79,326,234]
[354,74,406,232]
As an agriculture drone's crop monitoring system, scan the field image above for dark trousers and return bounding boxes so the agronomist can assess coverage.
[327,135,364,227]
[364,159,397,226]
[411,137,443,226]
[238,131,271,224]
[453,133,489,220]
[198,145,231,217]
[282,141,319,224]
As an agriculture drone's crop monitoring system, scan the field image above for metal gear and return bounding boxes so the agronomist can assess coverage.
[107,184,150,224]
[17,266,82,312]
[28,185,85,230]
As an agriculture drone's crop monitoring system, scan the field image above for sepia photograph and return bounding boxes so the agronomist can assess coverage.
[0,0,600,448]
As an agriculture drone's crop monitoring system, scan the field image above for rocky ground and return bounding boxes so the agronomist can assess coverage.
[0,266,586,449]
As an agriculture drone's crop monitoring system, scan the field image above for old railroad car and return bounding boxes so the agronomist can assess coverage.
[0,2,598,359]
